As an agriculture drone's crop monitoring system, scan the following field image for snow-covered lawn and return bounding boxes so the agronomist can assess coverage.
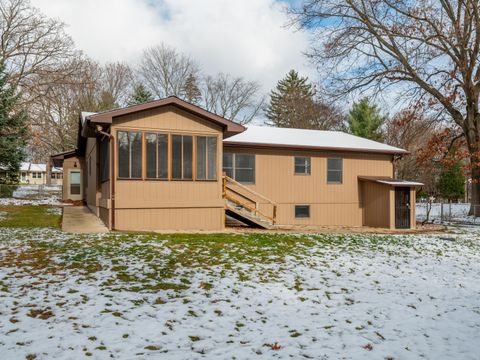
[1,221,480,359]
[416,202,479,224]
[0,185,62,206]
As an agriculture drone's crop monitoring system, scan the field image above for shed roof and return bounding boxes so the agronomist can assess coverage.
[223,126,408,155]
[359,176,423,187]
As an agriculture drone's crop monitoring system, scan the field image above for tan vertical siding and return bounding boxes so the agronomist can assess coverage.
[62,156,85,201]
[410,188,416,229]
[109,107,225,231]
[224,146,393,227]
[362,181,392,228]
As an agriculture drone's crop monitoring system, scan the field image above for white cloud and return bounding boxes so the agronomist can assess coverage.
[30,0,314,93]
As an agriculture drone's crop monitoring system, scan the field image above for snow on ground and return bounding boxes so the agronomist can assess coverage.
[416,202,479,224]
[0,185,62,206]
[1,227,480,359]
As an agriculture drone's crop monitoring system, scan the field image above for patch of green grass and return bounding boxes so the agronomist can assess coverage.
[0,206,61,228]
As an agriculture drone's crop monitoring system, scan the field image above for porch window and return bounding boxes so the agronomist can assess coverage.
[295,205,310,218]
[223,153,255,184]
[118,131,142,179]
[196,136,217,180]
[295,157,311,175]
[327,158,343,183]
[145,133,169,179]
[172,135,193,180]
[100,136,109,182]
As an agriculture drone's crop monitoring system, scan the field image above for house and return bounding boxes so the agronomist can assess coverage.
[51,96,422,232]
[18,162,63,185]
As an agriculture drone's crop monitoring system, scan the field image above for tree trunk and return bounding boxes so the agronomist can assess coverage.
[46,158,52,186]
[469,163,480,216]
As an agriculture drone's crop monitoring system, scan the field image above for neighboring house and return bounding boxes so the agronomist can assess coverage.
[51,96,422,232]
[19,162,63,185]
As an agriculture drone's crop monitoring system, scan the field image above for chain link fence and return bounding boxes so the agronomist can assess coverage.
[0,184,61,201]
[416,202,480,225]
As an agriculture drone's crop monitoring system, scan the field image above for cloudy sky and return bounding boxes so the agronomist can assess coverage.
[30,0,314,94]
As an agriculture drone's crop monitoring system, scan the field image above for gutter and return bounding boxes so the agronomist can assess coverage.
[96,126,115,231]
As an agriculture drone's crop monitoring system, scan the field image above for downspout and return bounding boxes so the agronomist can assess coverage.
[96,125,115,231]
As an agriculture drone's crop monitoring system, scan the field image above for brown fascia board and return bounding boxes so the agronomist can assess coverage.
[223,141,409,156]
[85,96,245,136]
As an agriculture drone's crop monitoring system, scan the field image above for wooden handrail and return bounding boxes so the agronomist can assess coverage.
[222,175,277,206]
[225,194,275,223]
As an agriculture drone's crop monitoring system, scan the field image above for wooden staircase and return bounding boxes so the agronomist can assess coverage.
[222,175,277,229]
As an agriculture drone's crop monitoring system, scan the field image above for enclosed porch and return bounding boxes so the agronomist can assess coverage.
[359,176,423,230]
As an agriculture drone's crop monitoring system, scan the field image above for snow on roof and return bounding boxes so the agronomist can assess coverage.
[358,176,423,187]
[377,180,424,186]
[19,162,30,171]
[52,167,63,173]
[224,126,407,154]
[81,111,97,125]
[20,163,47,172]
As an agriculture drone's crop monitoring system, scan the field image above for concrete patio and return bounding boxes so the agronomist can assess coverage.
[62,206,109,233]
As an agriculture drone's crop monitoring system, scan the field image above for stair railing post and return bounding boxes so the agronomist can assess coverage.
[222,176,227,198]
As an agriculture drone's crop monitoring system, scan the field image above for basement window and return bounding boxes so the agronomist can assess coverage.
[295,205,310,218]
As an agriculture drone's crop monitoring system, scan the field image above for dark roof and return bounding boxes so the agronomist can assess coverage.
[51,149,79,167]
[83,96,245,138]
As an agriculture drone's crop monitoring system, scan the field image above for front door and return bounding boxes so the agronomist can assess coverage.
[395,187,410,229]
[69,169,82,200]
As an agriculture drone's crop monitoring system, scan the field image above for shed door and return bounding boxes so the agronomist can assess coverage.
[395,187,410,229]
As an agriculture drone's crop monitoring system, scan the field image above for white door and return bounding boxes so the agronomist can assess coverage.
[69,170,82,200]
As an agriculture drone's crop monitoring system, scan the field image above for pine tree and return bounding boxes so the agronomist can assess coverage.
[265,70,318,128]
[181,73,201,104]
[439,161,465,202]
[348,98,385,141]
[0,61,28,183]
[127,83,154,106]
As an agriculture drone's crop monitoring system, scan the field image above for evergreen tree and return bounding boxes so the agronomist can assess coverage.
[182,73,201,104]
[265,70,318,128]
[127,83,154,106]
[348,97,385,141]
[0,62,28,183]
[439,161,465,202]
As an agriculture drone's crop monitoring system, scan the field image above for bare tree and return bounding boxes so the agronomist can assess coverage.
[0,0,79,100]
[138,44,199,99]
[203,73,264,124]
[27,58,130,161]
[102,61,133,107]
[290,0,480,214]
[384,109,441,194]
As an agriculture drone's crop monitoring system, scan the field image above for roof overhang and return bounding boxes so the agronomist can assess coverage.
[51,149,79,167]
[82,96,245,139]
[359,176,423,187]
[224,141,408,155]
